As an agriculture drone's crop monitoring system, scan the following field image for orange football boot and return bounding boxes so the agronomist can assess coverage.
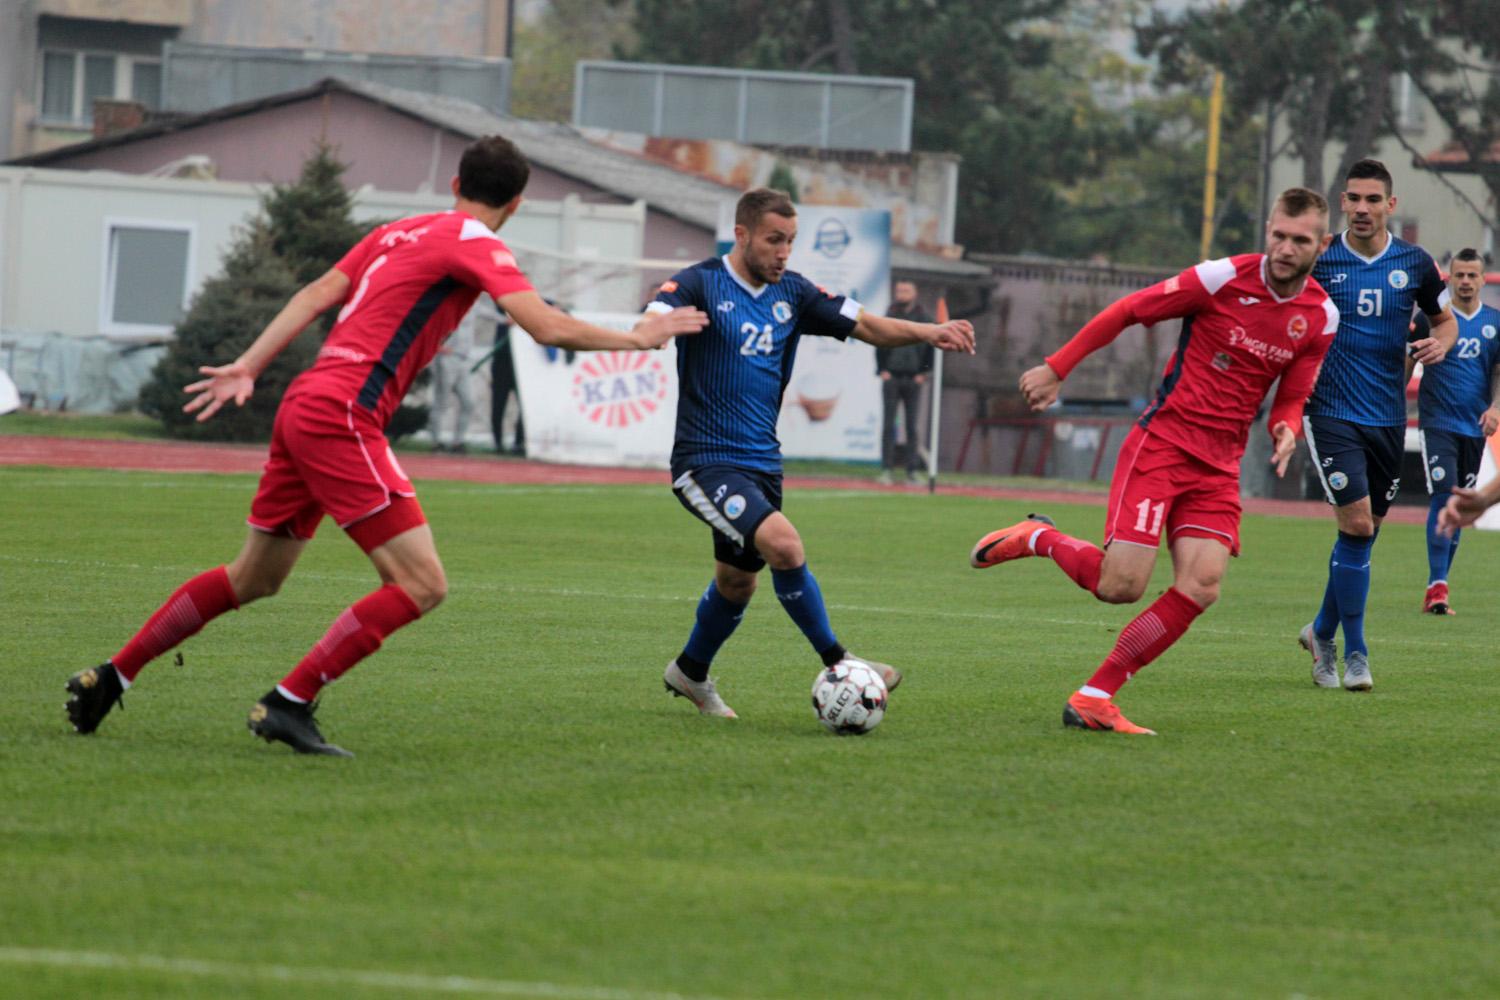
[969,514,1055,568]
[1062,692,1156,735]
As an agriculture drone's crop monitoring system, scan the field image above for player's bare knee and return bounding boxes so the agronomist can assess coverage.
[1094,574,1147,604]
[715,574,756,604]
[1181,581,1220,608]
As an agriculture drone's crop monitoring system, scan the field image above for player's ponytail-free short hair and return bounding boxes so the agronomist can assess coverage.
[458,135,530,208]
[736,188,796,231]
[1273,187,1329,224]
[1345,158,1394,195]
[1453,247,1484,265]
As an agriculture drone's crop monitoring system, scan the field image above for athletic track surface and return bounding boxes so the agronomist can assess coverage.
[0,434,1426,526]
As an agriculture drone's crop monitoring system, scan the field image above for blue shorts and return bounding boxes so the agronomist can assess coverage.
[1303,415,1405,516]
[672,465,782,572]
[1418,428,1484,495]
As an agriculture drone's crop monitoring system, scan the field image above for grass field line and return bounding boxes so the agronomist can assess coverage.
[0,946,743,1000]
[1,551,1470,652]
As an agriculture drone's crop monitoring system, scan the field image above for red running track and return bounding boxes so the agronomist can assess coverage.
[0,434,1425,525]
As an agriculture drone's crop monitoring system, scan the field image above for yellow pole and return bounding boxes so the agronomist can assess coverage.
[1200,68,1224,260]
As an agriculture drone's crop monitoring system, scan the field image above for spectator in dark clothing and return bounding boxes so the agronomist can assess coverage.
[877,280,935,484]
[487,318,525,455]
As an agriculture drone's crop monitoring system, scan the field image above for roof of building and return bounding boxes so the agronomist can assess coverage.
[9,77,987,281]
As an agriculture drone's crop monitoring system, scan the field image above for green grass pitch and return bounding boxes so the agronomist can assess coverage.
[2,466,1497,998]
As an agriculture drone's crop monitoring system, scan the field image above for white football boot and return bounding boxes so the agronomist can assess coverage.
[663,659,738,718]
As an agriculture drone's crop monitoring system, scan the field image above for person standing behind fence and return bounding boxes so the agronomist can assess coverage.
[428,308,476,453]
[488,314,525,456]
[877,280,934,485]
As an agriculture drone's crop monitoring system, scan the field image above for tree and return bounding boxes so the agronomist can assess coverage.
[139,146,371,440]
[263,142,366,286]
[511,0,637,121]
[1139,1,1427,225]
[137,221,309,442]
[624,0,1120,256]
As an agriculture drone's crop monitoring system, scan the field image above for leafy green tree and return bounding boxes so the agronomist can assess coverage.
[138,222,309,441]
[512,0,637,120]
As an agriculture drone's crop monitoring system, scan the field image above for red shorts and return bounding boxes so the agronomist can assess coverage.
[1104,426,1241,556]
[248,393,425,553]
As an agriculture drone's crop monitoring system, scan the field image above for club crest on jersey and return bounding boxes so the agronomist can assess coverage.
[724,494,747,519]
[772,301,793,324]
[1388,269,1409,289]
[1212,351,1233,371]
[571,352,670,428]
[1287,314,1309,340]
[1484,324,1497,340]
[1432,466,1446,482]
[1329,471,1349,491]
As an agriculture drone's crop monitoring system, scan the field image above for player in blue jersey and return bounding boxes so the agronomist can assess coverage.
[646,188,975,718]
[1298,159,1456,691]
[1415,248,1500,615]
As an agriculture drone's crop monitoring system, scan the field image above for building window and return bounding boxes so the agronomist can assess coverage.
[101,220,194,336]
[38,50,162,124]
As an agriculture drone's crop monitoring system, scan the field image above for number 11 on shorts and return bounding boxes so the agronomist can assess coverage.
[1134,498,1164,535]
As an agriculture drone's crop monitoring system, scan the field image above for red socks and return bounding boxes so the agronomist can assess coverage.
[277,584,421,702]
[1034,528,1104,595]
[112,567,240,682]
[1084,587,1203,696]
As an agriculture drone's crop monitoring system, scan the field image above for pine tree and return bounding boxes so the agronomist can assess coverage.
[138,221,309,441]
[264,142,366,286]
[138,144,373,441]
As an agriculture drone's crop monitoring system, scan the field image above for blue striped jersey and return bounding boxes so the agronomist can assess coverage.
[1307,231,1449,426]
[1418,303,1500,437]
[649,256,861,476]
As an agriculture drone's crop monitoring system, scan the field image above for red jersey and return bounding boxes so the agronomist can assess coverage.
[1047,254,1339,474]
[288,211,533,427]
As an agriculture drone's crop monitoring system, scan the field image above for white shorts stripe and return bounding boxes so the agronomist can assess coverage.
[673,471,745,546]
[1419,428,1434,495]
[1302,415,1336,505]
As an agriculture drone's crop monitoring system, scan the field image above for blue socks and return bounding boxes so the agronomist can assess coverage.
[680,582,747,677]
[771,563,843,664]
[1426,493,1460,584]
[1313,531,1375,657]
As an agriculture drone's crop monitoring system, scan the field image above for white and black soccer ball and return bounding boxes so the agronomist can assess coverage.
[811,658,888,735]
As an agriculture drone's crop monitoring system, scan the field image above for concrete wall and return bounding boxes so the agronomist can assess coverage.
[185,0,511,59]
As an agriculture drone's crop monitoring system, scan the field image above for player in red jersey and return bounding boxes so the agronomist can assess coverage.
[64,136,707,755]
[968,188,1339,735]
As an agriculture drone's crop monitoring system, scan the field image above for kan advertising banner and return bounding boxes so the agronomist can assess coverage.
[718,203,892,463]
[511,311,678,468]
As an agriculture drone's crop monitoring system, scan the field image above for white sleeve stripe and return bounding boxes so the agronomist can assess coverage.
[643,301,672,316]
[1193,257,1237,295]
[839,298,863,322]
[1322,298,1340,335]
[1437,287,1453,312]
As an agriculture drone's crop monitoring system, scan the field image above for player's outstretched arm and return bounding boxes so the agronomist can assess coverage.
[851,312,975,354]
[500,290,706,351]
[183,267,350,422]
[1438,481,1500,535]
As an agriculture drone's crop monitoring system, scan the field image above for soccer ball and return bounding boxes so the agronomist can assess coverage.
[811,658,888,735]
